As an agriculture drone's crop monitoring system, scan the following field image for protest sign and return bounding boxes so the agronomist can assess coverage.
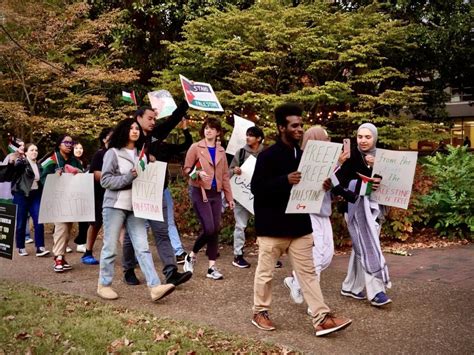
[230,155,256,214]
[132,161,167,221]
[148,90,178,119]
[371,149,418,209]
[179,75,223,112]
[0,202,16,260]
[226,115,255,156]
[286,141,342,214]
[39,173,94,223]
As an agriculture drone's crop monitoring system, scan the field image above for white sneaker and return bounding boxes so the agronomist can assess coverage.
[66,246,73,253]
[18,248,29,256]
[76,244,86,253]
[25,238,34,244]
[183,254,196,273]
[284,276,304,304]
[36,247,50,257]
[206,266,223,280]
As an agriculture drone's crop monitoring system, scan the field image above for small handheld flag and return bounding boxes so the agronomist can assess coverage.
[122,90,137,105]
[137,144,146,171]
[189,160,203,180]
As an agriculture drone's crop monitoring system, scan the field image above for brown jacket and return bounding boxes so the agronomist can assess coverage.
[184,139,233,203]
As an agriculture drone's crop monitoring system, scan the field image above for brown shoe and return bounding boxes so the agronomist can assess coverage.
[150,283,175,302]
[251,311,276,331]
[314,314,352,336]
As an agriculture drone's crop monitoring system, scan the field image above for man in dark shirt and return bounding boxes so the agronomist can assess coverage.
[250,103,352,337]
[122,102,192,287]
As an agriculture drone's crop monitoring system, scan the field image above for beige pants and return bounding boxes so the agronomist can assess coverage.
[52,222,73,257]
[253,234,331,325]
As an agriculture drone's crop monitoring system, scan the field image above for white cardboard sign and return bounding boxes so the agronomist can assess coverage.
[39,173,95,223]
[286,141,342,214]
[371,149,418,209]
[230,155,256,214]
[226,115,255,156]
[132,161,167,221]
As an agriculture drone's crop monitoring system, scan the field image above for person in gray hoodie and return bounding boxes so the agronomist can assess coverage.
[228,126,264,268]
[97,118,175,302]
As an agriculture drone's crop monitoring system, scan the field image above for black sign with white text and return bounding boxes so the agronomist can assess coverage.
[0,202,17,260]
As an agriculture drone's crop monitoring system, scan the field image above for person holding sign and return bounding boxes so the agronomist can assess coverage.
[11,143,50,257]
[334,123,392,307]
[40,135,83,273]
[283,126,349,307]
[98,118,175,302]
[122,103,193,288]
[183,118,234,280]
[250,103,352,336]
[229,126,264,269]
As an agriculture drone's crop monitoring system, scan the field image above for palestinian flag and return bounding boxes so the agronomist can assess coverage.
[358,173,374,196]
[41,152,58,169]
[137,144,146,171]
[7,136,22,153]
[122,90,137,105]
[189,159,202,180]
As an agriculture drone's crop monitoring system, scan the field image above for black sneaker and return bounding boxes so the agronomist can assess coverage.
[166,270,193,286]
[123,269,140,285]
[232,255,251,268]
[176,252,187,265]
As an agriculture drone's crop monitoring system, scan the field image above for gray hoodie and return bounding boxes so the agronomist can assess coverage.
[229,144,264,177]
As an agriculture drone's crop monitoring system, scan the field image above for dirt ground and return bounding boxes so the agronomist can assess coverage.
[1,236,473,354]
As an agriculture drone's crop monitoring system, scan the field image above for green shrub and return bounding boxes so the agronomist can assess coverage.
[420,146,474,239]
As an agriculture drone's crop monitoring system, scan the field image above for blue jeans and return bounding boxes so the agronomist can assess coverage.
[164,188,185,256]
[13,190,44,249]
[122,196,177,279]
[100,208,160,287]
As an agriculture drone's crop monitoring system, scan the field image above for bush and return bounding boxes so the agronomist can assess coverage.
[420,146,474,239]
[381,164,433,241]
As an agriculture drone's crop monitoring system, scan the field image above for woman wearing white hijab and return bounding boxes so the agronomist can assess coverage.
[334,123,392,307]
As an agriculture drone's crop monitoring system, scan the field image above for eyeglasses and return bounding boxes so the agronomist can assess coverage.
[61,141,75,146]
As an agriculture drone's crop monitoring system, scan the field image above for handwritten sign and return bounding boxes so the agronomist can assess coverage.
[286,141,342,214]
[0,202,16,260]
[371,149,418,209]
[230,155,256,214]
[179,74,223,112]
[226,115,255,156]
[132,161,167,221]
[39,173,95,223]
[148,90,178,119]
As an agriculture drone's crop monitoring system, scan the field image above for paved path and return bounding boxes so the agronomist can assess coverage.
[1,239,473,354]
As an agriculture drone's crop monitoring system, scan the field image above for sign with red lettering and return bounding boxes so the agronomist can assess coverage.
[286,140,342,214]
[132,161,167,221]
[371,149,418,209]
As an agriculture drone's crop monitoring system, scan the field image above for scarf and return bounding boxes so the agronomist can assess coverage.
[357,123,378,157]
[346,179,391,287]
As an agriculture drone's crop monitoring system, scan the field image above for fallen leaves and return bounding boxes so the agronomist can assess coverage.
[153,330,171,342]
[107,337,134,353]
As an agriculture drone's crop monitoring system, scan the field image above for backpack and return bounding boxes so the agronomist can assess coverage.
[238,148,247,166]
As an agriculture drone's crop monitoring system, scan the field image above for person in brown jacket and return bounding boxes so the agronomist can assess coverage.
[183,118,234,280]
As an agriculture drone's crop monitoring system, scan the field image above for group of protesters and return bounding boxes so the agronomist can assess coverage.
[0,100,393,337]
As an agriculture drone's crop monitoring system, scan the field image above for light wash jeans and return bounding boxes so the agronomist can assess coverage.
[164,188,185,256]
[233,201,251,256]
[100,207,160,288]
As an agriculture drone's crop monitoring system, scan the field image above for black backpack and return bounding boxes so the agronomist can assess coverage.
[238,148,246,166]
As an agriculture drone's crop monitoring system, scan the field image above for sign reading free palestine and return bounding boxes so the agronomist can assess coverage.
[179,75,223,112]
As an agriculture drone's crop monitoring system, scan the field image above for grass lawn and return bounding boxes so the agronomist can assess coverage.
[0,280,285,354]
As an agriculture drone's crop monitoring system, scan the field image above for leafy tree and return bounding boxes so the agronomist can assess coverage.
[152,1,444,146]
[0,1,138,155]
